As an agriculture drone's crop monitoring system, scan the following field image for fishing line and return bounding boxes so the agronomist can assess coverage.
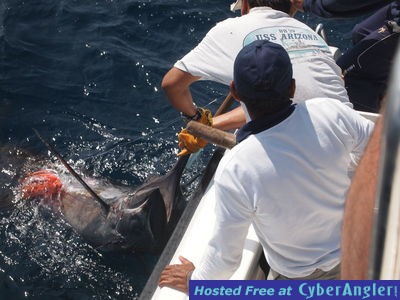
[55,96,224,174]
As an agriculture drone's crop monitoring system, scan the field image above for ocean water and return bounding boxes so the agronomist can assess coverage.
[0,1,357,299]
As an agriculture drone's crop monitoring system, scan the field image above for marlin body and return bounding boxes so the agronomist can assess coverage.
[22,155,190,254]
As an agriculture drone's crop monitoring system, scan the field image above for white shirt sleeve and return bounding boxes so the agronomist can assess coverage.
[174,23,235,85]
[192,167,253,280]
[337,103,375,170]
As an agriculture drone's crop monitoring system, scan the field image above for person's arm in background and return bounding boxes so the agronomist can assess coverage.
[291,0,389,18]
[341,114,383,279]
[213,106,246,131]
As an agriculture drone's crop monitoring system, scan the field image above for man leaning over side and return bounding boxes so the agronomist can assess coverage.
[290,0,389,18]
[162,0,350,156]
[159,40,374,293]
[291,0,400,112]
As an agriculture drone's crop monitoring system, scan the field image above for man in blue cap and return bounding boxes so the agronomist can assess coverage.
[159,40,373,292]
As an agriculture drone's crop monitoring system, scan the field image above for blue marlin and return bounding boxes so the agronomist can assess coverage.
[20,132,190,254]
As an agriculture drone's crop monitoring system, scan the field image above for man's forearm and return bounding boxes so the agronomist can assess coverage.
[162,67,200,117]
[212,106,246,131]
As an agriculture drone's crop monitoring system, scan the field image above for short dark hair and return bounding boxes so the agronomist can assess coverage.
[247,0,291,14]
[241,95,292,115]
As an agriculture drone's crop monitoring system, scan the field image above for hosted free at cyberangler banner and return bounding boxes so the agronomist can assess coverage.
[189,280,399,299]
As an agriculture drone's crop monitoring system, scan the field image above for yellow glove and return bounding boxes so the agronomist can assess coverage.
[177,108,213,157]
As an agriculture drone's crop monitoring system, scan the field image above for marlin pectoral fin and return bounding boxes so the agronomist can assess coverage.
[147,188,167,242]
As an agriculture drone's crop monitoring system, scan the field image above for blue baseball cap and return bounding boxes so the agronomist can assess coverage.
[233,40,293,101]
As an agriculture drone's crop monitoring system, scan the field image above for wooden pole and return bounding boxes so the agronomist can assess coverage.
[186,121,236,149]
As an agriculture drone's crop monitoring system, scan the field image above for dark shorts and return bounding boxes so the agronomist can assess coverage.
[337,3,400,113]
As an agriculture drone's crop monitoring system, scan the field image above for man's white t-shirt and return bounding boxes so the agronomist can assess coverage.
[192,98,374,280]
[175,7,350,107]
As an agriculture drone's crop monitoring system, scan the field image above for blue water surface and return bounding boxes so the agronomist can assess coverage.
[0,1,356,299]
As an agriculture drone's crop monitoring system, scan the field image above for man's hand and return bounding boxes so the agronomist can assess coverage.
[177,129,208,156]
[177,108,212,156]
[159,256,195,294]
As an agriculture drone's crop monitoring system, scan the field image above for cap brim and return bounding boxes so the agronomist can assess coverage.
[230,0,242,12]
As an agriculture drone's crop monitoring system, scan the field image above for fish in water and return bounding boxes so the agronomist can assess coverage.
[20,155,190,254]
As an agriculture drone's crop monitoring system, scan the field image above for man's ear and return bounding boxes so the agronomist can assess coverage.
[241,0,250,15]
[289,79,296,99]
[230,81,241,102]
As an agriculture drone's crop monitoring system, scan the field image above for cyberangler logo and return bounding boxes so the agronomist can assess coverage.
[299,282,399,299]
